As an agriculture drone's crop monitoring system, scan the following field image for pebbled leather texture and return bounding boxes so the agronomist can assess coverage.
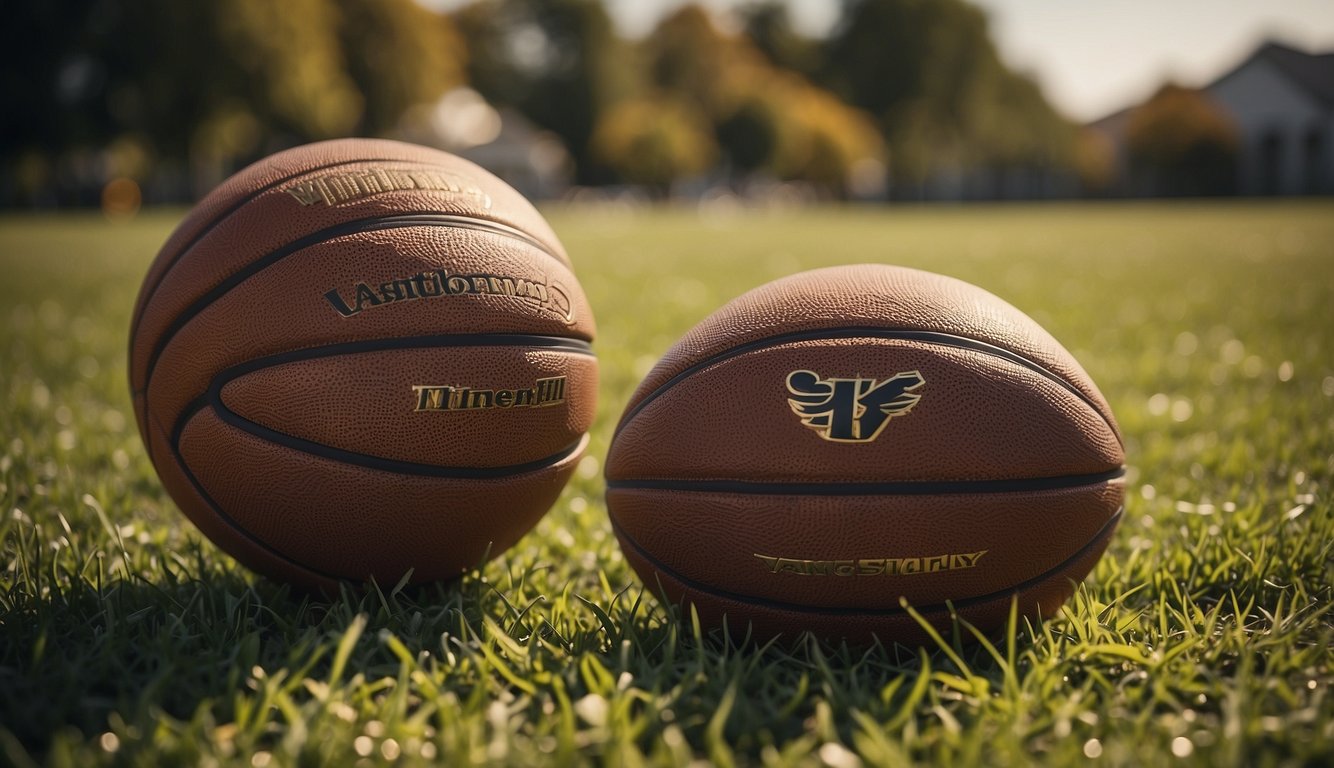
[130,139,595,592]
[609,480,1124,611]
[613,264,1119,441]
[605,264,1123,643]
[615,505,1120,647]
[220,345,596,469]
[609,337,1121,483]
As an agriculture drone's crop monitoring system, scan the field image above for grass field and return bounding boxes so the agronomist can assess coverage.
[1,201,1331,766]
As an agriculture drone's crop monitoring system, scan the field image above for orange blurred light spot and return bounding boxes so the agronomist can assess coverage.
[102,177,141,220]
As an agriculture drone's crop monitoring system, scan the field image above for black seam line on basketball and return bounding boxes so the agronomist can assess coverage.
[167,405,345,584]
[168,332,591,442]
[209,334,594,388]
[170,336,589,480]
[196,334,592,472]
[614,327,1118,442]
[131,155,439,343]
[173,394,212,449]
[204,387,588,480]
[139,212,567,399]
[609,505,1123,620]
[606,467,1125,496]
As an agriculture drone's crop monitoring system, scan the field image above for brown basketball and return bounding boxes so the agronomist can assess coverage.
[605,264,1123,644]
[129,139,596,592]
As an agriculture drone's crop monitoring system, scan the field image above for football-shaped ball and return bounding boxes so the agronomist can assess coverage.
[605,264,1122,643]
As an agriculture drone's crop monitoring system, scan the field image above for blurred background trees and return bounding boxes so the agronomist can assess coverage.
[819,0,1076,197]
[1125,84,1239,197]
[3,0,465,204]
[0,0,1263,207]
[455,0,627,184]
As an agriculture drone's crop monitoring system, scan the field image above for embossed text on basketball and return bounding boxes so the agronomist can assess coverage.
[413,377,567,412]
[753,550,987,576]
[284,167,493,209]
[324,268,575,324]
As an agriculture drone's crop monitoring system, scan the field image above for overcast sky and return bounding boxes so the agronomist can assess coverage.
[430,0,1334,122]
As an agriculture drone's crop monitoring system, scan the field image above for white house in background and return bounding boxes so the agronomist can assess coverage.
[454,108,572,202]
[1090,41,1334,196]
[1208,42,1334,195]
[395,88,572,200]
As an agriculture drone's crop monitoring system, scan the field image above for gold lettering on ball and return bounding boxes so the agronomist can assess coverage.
[284,167,492,209]
[412,377,567,412]
[752,550,988,576]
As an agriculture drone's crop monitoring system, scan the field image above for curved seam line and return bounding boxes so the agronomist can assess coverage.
[131,155,441,341]
[610,505,1123,619]
[211,333,594,383]
[165,398,587,584]
[167,404,343,583]
[176,334,592,479]
[207,394,588,478]
[141,212,567,399]
[173,385,588,480]
[134,156,423,468]
[613,328,1119,443]
[606,467,1125,496]
[202,334,592,478]
[162,333,591,581]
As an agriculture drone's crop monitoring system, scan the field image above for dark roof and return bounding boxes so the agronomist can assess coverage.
[1214,41,1334,106]
[1088,40,1334,127]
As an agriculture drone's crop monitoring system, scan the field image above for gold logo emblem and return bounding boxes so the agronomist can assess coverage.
[786,369,924,443]
[413,376,566,412]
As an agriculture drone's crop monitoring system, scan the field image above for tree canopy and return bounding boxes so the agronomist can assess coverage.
[1126,84,1239,196]
[3,0,465,201]
[2,0,1096,203]
[587,6,884,195]
[455,0,627,184]
[821,0,1076,191]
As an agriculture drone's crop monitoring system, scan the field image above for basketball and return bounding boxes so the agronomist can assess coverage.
[605,264,1123,644]
[129,139,596,591]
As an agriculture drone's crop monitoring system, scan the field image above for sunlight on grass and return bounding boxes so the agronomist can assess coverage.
[1,202,1331,766]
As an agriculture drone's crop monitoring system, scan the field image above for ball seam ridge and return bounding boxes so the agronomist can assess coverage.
[613,327,1121,446]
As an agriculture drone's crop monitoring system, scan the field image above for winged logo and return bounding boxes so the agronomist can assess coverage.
[786,369,925,443]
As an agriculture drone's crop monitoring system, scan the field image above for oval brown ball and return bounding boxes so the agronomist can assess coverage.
[605,264,1122,644]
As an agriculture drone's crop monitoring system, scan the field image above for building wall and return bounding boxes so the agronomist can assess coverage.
[1207,59,1333,195]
